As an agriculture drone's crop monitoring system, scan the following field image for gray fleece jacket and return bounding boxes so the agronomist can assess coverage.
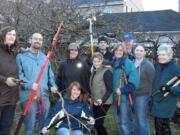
[135,59,155,96]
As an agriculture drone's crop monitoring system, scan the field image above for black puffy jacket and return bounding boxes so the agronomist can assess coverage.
[56,58,91,93]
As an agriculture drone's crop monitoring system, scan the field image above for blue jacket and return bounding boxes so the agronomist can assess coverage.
[152,60,180,118]
[16,50,56,101]
[43,99,93,130]
[113,56,139,103]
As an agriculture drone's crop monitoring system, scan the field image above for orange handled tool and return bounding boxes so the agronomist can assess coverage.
[117,78,122,114]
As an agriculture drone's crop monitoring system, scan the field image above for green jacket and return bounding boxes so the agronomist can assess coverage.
[152,60,180,118]
[113,57,139,103]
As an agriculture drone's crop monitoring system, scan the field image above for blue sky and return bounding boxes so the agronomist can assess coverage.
[142,0,179,11]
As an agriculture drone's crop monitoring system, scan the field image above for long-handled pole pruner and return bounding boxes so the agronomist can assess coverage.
[87,16,96,56]
[14,23,63,135]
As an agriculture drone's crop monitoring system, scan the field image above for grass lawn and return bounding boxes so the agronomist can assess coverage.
[14,107,180,135]
[103,107,180,135]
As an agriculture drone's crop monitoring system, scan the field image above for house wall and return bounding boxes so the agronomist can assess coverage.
[77,0,144,16]
[124,0,144,12]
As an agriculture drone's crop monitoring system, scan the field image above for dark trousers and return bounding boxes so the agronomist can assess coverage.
[0,105,16,135]
[155,117,171,135]
[93,104,111,135]
[172,108,180,124]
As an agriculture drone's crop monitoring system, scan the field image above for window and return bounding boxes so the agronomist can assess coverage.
[103,6,112,13]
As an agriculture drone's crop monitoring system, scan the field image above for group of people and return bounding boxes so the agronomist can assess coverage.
[0,26,179,135]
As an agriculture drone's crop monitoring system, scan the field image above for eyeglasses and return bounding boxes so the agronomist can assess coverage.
[32,37,43,42]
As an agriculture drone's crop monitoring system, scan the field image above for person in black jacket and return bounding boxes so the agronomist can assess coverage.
[86,36,113,67]
[0,26,19,135]
[90,52,113,135]
[56,43,91,93]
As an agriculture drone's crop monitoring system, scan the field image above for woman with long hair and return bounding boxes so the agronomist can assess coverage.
[0,26,19,135]
[133,44,155,135]
[112,44,139,135]
[41,82,95,135]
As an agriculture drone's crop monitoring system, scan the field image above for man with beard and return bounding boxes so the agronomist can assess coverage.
[16,33,57,135]
[122,33,135,60]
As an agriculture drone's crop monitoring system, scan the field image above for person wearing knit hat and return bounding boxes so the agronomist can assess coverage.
[98,36,110,56]
[98,36,108,44]
[86,36,113,68]
[68,43,79,50]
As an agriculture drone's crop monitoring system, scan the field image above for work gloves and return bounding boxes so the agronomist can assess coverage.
[50,86,58,93]
[5,77,17,87]
[160,85,171,95]
[32,83,58,93]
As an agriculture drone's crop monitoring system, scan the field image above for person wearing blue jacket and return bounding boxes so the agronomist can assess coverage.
[151,44,180,135]
[41,81,95,135]
[112,44,139,135]
[16,33,57,135]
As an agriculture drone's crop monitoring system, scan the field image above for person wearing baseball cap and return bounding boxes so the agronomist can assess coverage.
[122,33,135,60]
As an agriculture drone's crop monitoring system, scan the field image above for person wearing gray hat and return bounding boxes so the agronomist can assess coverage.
[56,42,91,94]
[68,42,79,50]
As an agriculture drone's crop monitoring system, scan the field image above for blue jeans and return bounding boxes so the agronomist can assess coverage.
[134,96,150,135]
[56,128,83,135]
[113,100,134,135]
[22,97,50,135]
[0,105,16,135]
